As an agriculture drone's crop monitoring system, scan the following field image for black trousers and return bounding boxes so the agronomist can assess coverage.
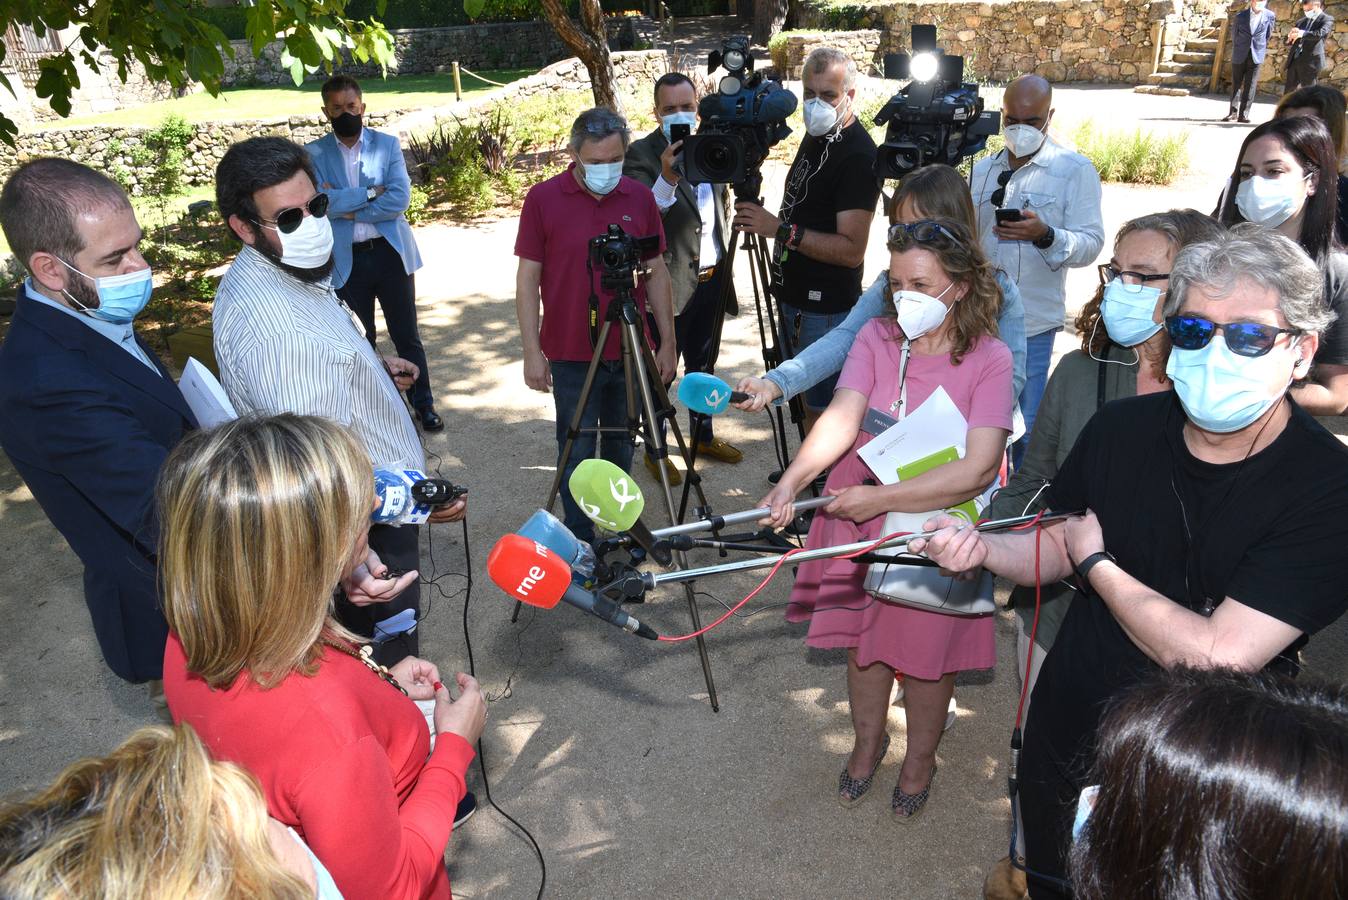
[337,237,435,411]
[1229,57,1262,116]
[1285,58,1321,92]
[674,264,732,438]
[336,522,421,666]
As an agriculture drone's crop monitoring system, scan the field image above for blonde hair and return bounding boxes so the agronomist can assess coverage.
[0,725,312,899]
[158,414,372,689]
[884,215,1002,364]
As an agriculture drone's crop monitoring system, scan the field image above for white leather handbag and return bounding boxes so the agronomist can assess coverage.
[861,509,997,617]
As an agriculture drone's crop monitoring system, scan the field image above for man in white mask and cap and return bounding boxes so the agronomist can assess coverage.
[732,46,880,438]
[971,73,1104,469]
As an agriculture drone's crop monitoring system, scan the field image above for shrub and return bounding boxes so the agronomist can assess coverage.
[1070,121,1188,185]
[405,185,430,225]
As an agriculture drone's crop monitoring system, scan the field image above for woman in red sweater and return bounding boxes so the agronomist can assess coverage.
[158,414,486,900]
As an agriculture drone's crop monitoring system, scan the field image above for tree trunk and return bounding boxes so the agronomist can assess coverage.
[537,0,623,115]
[751,0,788,47]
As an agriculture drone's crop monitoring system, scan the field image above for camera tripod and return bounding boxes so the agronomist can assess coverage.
[512,279,721,710]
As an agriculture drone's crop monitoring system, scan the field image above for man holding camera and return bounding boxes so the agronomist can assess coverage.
[732,47,880,435]
[624,72,741,471]
[972,73,1103,467]
[515,108,677,543]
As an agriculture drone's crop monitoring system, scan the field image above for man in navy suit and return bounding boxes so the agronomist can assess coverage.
[305,75,441,432]
[1286,0,1336,91]
[0,159,196,712]
[1224,0,1277,123]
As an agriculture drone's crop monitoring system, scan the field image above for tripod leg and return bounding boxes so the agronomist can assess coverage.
[677,413,708,523]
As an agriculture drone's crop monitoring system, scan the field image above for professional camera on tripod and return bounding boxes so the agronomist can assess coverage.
[873,24,1001,179]
[681,36,797,197]
[587,223,660,292]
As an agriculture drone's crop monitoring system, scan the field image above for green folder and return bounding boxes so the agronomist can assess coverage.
[895,446,978,524]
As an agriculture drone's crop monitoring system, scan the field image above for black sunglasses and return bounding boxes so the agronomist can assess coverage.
[1098,264,1171,291]
[1165,314,1300,358]
[257,192,329,234]
[889,219,961,248]
[990,169,1013,208]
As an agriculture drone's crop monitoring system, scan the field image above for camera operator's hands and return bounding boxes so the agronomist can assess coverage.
[733,201,780,238]
[907,514,988,578]
[344,548,419,606]
[734,375,782,412]
[523,348,552,392]
[433,673,488,746]
[389,656,440,699]
[655,341,678,385]
[992,209,1050,244]
[427,497,468,524]
[660,140,683,184]
[383,356,420,391]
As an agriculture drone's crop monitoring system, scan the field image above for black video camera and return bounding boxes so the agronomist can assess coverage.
[682,36,797,193]
[588,224,659,291]
[873,25,1000,179]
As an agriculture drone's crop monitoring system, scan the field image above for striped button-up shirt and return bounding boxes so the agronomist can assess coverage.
[212,245,424,470]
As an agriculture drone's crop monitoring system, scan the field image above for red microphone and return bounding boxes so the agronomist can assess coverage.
[487,534,658,639]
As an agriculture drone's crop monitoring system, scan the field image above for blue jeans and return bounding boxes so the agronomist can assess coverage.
[1012,328,1060,469]
[778,304,850,411]
[551,360,636,542]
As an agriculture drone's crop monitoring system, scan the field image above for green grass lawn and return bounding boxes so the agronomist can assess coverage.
[41,68,536,130]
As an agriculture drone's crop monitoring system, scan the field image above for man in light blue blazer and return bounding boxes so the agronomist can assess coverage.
[306,75,441,431]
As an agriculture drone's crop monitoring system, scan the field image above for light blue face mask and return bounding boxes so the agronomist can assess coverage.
[581,161,623,196]
[1165,334,1295,433]
[661,111,696,143]
[57,258,153,324]
[1072,785,1100,842]
[1101,279,1164,347]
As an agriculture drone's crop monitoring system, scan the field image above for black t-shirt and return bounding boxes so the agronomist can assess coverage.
[1028,392,1348,775]
[773,119,880,315]
[1316,249,1348,367]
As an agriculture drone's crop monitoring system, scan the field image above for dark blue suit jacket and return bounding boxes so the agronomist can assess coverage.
[0,287,196,681]
[1232,7,1277,65]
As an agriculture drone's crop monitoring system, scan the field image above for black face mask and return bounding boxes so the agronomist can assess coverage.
[332,112,362,139]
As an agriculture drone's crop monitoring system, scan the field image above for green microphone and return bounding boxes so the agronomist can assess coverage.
[568,458,671,564]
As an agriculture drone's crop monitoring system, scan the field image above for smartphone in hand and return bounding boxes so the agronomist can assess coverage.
[995,207,1025,225]
[669,123,691,145]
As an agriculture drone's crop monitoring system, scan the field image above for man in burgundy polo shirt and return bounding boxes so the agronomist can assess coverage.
[515,107,677,542]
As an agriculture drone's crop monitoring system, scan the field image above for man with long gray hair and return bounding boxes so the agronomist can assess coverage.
[912,225,1348,897]
[514,107,677,543]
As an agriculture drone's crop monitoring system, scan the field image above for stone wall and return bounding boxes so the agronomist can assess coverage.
[220,17,659,87]
[794,0,1166,83]
[0,50,670,189]
[770,29,885,78]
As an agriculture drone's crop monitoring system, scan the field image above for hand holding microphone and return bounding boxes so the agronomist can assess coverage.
[733,375,782,412]
[569,458,671,565]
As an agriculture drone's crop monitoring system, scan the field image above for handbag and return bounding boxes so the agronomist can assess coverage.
[861,508,997,618]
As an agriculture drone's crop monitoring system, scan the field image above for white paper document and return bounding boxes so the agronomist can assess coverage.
[857,386,968,485]
[178,358,238,428]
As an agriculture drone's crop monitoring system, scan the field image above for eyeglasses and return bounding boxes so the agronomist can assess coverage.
[1098,264,1171,292]
[990,170,1013,208]
[888,219,961,248]
[256,193,329,234]
[1165,314,1301,358]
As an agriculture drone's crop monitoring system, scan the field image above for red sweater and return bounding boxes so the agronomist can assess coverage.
[163,635,474,900]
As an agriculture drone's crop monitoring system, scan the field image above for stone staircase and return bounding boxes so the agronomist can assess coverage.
[1135,21,1224,96]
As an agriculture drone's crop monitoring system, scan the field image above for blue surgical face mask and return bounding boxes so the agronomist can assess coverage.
[57,258,153,324]
[1101,279,1164,347]
[581,161,623,196]
[661,111,696,143]
[1165,334,1297,433]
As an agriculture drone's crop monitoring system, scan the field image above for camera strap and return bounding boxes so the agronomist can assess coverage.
[586,256,600,349]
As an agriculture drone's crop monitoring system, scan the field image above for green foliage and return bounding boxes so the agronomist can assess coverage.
[0,0,396,143]
[405,185,430,225]
[136,202,236,351]
[1071,121,1188,185]
[796,0,875,31]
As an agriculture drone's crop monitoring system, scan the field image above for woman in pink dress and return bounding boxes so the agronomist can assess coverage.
[762,217,1014,819]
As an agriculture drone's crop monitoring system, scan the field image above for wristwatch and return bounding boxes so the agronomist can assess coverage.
[366,186,378,203]
[1074,550,1116,586]
[776,221,792,246]
[1033,225,1055,249]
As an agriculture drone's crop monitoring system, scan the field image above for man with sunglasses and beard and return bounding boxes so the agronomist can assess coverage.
[211,137,468,668]
[910,226,1348,898]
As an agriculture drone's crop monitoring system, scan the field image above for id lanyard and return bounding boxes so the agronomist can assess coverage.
[887,341,912,418]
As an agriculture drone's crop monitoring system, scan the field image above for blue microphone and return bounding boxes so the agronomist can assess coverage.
[677,372,750,416]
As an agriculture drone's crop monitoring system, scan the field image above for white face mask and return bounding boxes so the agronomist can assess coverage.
[893,281,955,340]
[265,213,334,269]
[1236,174,1310,228]
[803,97,845,137]
[1004,123,1047,157]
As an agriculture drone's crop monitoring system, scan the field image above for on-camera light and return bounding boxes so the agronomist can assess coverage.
[723,48,746,70]
[909,52,939,83]
[719,74,742,94]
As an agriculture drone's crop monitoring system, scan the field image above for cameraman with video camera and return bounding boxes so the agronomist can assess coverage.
[732,47,881,436]
[515,108,677,543]
[624,73,741,472]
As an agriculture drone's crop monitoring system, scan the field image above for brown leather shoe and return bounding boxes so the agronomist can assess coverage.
[983,856,1029,900]
[643,453,682,486]
[695,437,743,464]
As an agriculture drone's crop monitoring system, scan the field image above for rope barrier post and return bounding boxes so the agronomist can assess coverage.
[452,61,462,101]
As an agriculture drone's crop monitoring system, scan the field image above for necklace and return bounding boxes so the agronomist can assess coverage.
[325,639,408,696]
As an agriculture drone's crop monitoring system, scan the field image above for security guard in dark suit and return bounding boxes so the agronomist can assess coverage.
[624,72,741,471]
[1286,0,1336,92]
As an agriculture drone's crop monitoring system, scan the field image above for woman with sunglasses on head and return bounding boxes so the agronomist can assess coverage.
[159,414,486,900]
[1217,114,1348,415]
[735,164,1028,423]
[760,216,1013,821]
